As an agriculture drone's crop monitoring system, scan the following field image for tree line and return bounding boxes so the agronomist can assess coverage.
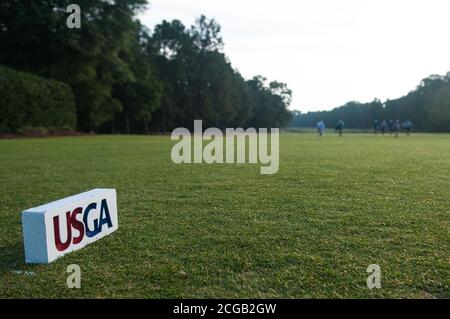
[291,73,450,132]
[0,0,292,134]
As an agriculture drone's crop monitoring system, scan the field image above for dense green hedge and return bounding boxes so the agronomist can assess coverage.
[0,65,76,133]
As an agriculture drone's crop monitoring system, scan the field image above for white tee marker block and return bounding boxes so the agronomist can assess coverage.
[22,189,118,264]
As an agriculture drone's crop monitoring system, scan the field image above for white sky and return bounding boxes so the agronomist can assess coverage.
[139,0,450,112]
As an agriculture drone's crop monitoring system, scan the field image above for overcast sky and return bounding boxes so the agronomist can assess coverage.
[139,0,450,112]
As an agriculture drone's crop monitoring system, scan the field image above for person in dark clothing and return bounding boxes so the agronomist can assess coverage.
[380,120,387,135]
[394,120,401,138]
[335,120,344,137]
[373,120,379,134]
[389,120,396,135]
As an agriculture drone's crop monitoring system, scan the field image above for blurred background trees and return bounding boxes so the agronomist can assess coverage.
[0,1,292,134]
[1,1,448,133]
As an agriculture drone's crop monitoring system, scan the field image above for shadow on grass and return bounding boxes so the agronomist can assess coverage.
[0,241,27,275]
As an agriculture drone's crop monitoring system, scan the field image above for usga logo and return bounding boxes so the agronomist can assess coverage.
[53,198,113,252]
[22,189,118,264]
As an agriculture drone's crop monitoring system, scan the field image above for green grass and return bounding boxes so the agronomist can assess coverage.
[0,133,449,298]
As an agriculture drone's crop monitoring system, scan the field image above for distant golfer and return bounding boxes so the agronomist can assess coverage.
[373,120,379,134]
[335,120,345,137]
[402,120,413,136]
[394,120,401,138]
[380,120,387,135]
[316,121,326,137]
[389,120,395,135]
